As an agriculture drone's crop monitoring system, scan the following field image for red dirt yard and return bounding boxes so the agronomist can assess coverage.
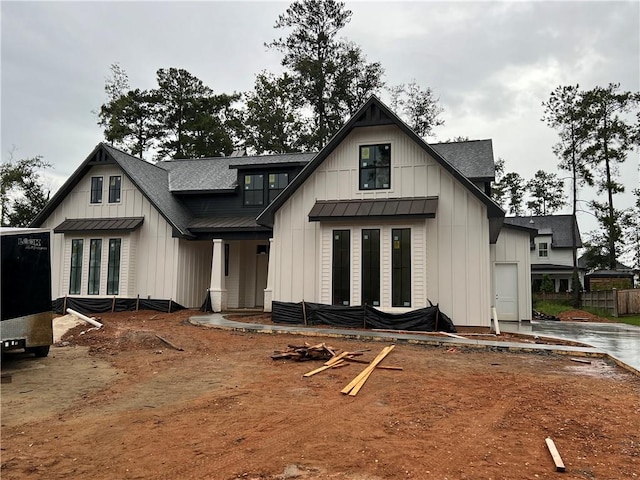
[1,310,639,480]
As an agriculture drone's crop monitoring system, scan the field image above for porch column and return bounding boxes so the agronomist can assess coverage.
[209,239,227,312]
[263,238,275,312]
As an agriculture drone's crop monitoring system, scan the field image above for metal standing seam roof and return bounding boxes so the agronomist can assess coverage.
[308,197,438,221]
[54,217,144,233]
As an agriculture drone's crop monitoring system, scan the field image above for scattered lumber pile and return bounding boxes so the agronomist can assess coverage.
[272,342,400,397]
[271,342,337,361]
[341,345,395,396]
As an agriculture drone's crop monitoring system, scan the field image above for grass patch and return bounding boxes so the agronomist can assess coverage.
[535,301,640,326]
[609,315,640,326]
[533,301,575,317]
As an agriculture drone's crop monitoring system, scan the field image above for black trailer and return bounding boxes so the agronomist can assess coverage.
[1,228,53,357]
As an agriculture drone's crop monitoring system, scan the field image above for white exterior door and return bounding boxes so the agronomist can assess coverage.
[255,253,269,307]
[495,263,519,321]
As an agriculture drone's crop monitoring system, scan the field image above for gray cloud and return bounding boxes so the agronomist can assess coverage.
[1,1,638,239]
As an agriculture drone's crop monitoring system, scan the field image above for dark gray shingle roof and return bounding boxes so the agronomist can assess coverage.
[103,145,194,237]
[156,140,492,193]
[504,215,582,248]
[430,140,495,180]
[158,152,315,192]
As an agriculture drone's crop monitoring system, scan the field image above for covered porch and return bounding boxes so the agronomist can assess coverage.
[188,217,272,312]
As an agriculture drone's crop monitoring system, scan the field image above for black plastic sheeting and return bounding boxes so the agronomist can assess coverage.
[52,297,185,316]
[272,301,456,333]
[200,291,214,312]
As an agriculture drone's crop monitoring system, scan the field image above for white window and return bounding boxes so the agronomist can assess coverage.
[539,242,548,258]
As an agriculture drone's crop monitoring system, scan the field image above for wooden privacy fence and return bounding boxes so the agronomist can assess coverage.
[581,289,640,317]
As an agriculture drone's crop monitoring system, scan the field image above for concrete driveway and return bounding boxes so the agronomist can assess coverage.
[531,320,640,373]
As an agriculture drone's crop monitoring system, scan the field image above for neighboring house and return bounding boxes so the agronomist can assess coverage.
[504,215,583,292]
[33,96,532,327]
[578,256,637,290]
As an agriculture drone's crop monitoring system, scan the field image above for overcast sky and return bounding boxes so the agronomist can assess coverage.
[1,0,639,244]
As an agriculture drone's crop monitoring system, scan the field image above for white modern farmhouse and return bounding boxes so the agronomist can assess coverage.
[33,96,532,327]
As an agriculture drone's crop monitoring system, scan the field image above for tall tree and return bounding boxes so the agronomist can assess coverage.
[501,172,525,215]
[99,88,162,159]
[243,72,307,154]
[1,155,51,227]
[330,41,385,118]
[582,201,628,271]
[526,170,566,215]
[580,83,640,269]
[490,157,507,206]
[155,68,210,159]
[622,188,640,270]
[388,80,444,137]
[267,0,383,150]
[155,68,240,159]
[542,84,592,304]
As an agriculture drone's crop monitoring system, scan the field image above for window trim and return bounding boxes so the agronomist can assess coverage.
[106,238,121,295]
[361,229,380,307]
[88,239,102,295]
[108,175,122,204]
[359,143,391,191]
[243,173,265,206]
[392,228,411,307]
[69,239,83,295]
[90,176,103,204]
[267,172,289,203]
[538,242,549,258]
[332,230,351,306]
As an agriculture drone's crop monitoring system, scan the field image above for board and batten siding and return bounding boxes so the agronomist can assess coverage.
[175,239,212,308]
[271,125,492,327]
[491,227,532,321]
[40,164,183,303]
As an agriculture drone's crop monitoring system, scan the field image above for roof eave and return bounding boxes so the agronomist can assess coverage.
[257,95,505,228]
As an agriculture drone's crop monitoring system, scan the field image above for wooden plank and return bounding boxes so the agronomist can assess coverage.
[545,437,566,472]
[341,345,393,395]
[342,345,395,396]
[324,352,350,366]
[344,357,403,370]
[439,331,467,340]
[303,360,344,377]
[155,334,184,351]
[371,328,445,335]
[570,358,592,364]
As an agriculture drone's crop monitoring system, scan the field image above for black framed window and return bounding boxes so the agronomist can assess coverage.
[268,173,289,203]
[332,230,350,305]
[90,177,103,204]
[69,239,83,295]
[244,174,264,206]
[359,144,391,190]
[108,175,121,203]
[392,228,411,307]
[361,229,380,306]
[88,239,102,295]
[106,239,121,295]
